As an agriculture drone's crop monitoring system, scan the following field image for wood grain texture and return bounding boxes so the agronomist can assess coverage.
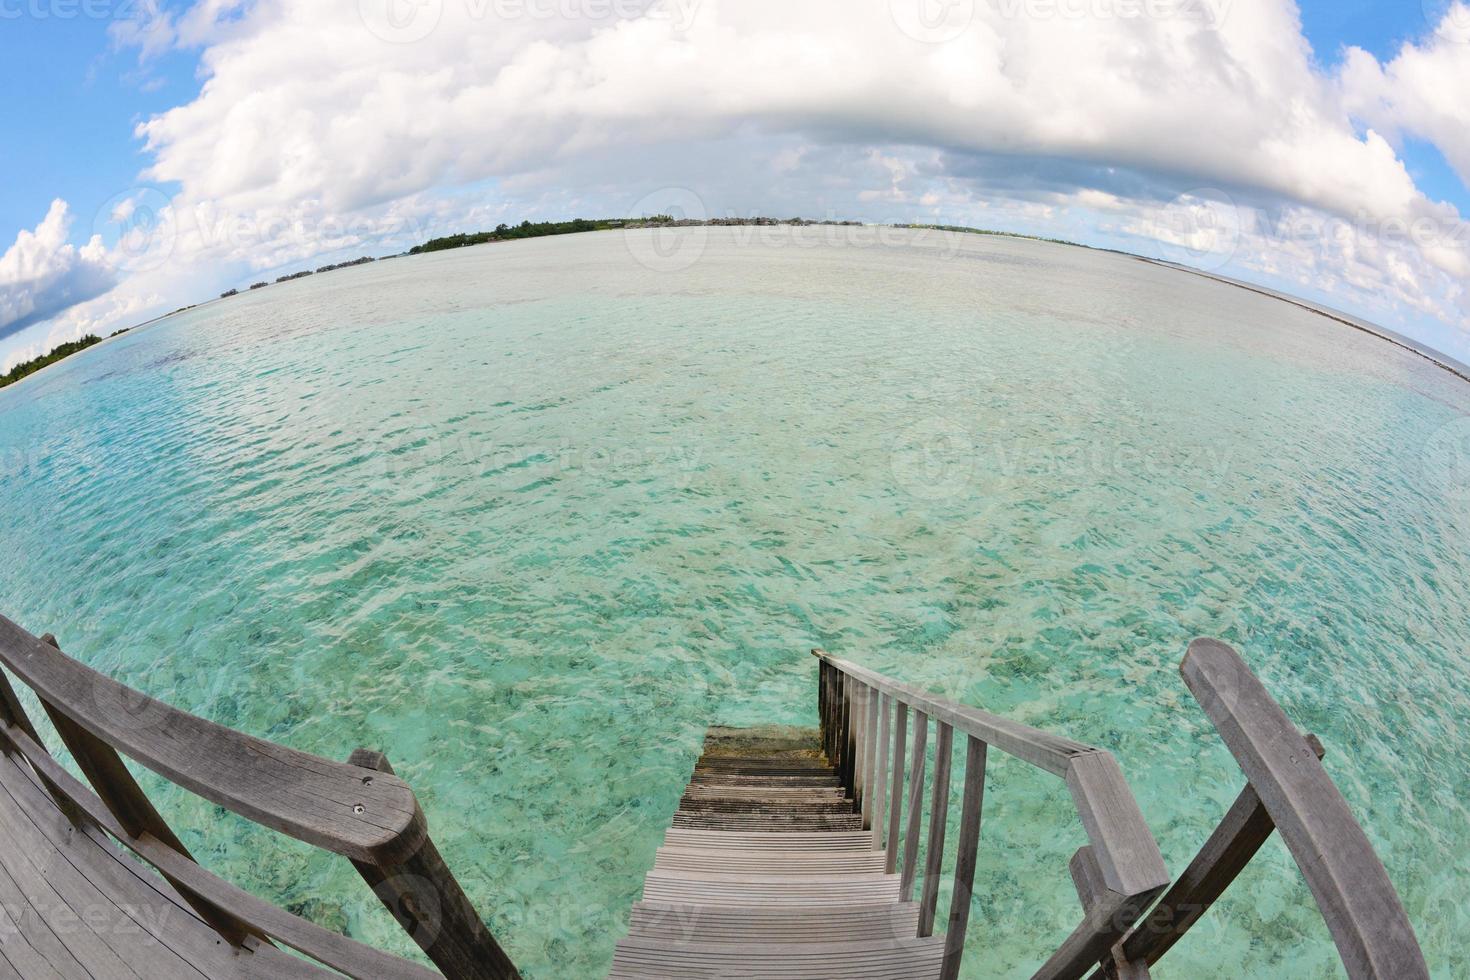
[0,615,424,865]
[918,722,953,937]
[940,736,987,980]
[1182,639,1428,979]
[812,651,1093,776]
[899,711,929,904]
[609,728,941,979]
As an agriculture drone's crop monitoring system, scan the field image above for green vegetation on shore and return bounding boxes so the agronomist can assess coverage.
[410,219,612,253]
[1,329,129,390]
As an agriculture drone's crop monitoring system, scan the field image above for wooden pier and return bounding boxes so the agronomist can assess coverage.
[0,610,1431,979]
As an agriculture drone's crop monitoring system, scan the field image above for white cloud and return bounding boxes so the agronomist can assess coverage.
[1340,5,1470,190]
[0,201,117,343]
[9,0,1470,365]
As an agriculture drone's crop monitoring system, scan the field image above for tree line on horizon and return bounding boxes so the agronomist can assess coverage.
[1,329,130,390]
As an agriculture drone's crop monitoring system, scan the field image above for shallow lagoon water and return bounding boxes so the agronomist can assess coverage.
[0,229,1467,977]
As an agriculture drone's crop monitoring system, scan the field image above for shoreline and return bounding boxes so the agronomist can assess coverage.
[1126,253,1470,386]
[6,224,1468,395]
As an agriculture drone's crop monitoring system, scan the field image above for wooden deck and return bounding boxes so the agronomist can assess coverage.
[608,727,945,979]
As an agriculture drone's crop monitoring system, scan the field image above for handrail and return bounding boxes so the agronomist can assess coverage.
[0,613,423,863]
[0,614,520,980]
[813,651,1096,776]
[813,649,1169,980]
[1102,638,1427,979]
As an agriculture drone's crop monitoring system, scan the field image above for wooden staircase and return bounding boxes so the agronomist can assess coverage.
[608,726,945,979]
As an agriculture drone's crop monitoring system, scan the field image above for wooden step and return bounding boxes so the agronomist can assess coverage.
[610,726,931,979]
[688,772,841,787]
[640,869,902,907]
[608,934,945,979]
[682,784,849,800]
[624,900,922,944]
[661,829,876,851]
[654,846,886,876]
[671,812,866,831]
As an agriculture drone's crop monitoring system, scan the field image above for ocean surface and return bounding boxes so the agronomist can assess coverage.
[0,228,1466,978]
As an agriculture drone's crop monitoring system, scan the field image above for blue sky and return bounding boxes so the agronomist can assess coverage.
[4,0,1470,369]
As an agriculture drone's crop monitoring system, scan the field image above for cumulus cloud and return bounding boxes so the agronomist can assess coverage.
[0,201,117,342]
[9,0,1470,363]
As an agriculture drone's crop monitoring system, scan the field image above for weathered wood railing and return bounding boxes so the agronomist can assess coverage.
[814,649,1171,980]
[1094,638,1428,980]
[0,613,520,980]
[820,640,1429,980]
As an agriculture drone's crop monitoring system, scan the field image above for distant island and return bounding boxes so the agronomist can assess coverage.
[1,328,130,390]
[220,255,379,298]
[408,216,867,255]
[11,216,1466,395]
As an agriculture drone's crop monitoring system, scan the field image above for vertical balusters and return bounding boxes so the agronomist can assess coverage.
[846,669,858,793]
[919,722,954,936]
[886,701,908,873]
[861,686,879,829]
[940,736,988,980]
[899,710,929,903]
[873,694,890,850]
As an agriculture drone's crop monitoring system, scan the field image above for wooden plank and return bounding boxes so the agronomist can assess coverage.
[639,869,902,907]
[1182,639,1428,978]
[1031,886,1150,980]
[1065,752,1170,899]
[886,702,908,874]
[0,757,199,980]
[36,636,259,948]
[0,616,424,865]
[862,686,880,828]
[347,749,521,980]
[608,934,945,979]
[899,711,929,904]
[854,685,868,813]
[0,666,84,825]
[1121,735,1324,968]
[940,736,986,980]
[874,694,890,851]
[624,900,922,944]
[0,715,438,980]
[1069,847,1150,980]
[813,651,1093,776]
[918,722,953,937]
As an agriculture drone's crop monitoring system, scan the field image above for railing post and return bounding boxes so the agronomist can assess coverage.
[852,681,858,811]
[861,686,879,829]
[873,694,890,850]
[841,673,856,795]
[919,721,954,937]
[36,633,261,947]
[0,663,86,825]
[899,710,929,903]
[348,749,521,980]
[941,735,987,980]
[885,700,908,873]
[1121,735,1324,969]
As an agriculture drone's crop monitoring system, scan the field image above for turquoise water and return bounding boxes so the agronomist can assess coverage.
[0,229,1467,977]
